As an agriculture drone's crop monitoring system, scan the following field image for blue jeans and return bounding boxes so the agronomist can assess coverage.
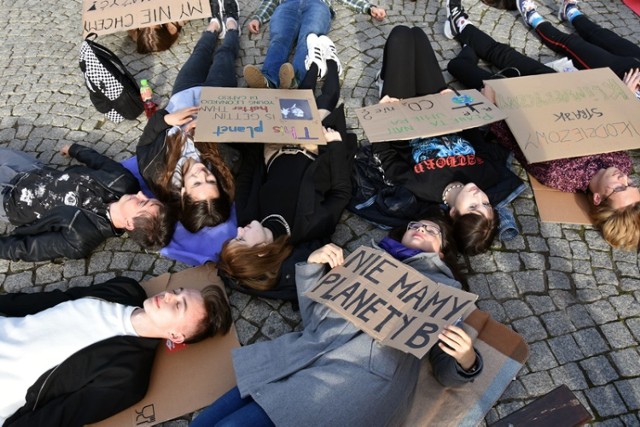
[262,0,332,86]
[190,386,274,427]
[0,148,43,222]
[172,30,240,95]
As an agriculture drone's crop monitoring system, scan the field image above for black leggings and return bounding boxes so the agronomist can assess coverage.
[535,16,640,78]
[447,24,553,89]
[380,26,447,98]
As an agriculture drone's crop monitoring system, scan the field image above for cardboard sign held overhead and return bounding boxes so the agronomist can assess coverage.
[305,246,478,359]
[529,174,592,225]
[82,0,211,37]
[194,87,327,145]
[486,68,640,164]
[355,89,506,143]
[92,265,239,427]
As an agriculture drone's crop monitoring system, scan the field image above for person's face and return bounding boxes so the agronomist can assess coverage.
[119,192,161,229]
[143,288,206,344]
[401,220,443,254]
[182,159,220,201]
[232,220,272,247]
[450,183,493,219]
[592,168,640,209]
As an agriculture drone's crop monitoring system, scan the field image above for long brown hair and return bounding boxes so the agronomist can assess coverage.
[130,23,182,53]
[217,235,294,291]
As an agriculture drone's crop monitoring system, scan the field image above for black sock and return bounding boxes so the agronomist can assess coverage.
[316,60,339,111]
[299,63,319,90]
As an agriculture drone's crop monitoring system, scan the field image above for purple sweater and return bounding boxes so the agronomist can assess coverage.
[491,121,632,193]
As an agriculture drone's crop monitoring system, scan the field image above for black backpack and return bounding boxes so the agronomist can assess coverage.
[79,33,143,123]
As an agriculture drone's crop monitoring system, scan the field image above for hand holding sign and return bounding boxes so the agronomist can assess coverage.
[307,243,344,268]
[438,324,476,370]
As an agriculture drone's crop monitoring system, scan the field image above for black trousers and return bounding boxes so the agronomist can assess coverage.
[535,16,640,78]
[0,276,145,316]
[381,25,447,98]
[447,24,554,90]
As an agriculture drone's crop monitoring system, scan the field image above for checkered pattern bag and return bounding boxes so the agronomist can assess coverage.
[79,33,143,123]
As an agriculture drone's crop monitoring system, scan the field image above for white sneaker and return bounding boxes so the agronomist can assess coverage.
[304,33,326,80]
[318,35,343,77]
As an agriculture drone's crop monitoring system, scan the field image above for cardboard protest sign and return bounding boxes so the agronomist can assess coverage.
[355,89,506,143]
[305,246,477,358]
[194,87,326,145]
[529,174,592,225]
[485,68,640,164]
[82,0,211,37]
[92,265,239,427]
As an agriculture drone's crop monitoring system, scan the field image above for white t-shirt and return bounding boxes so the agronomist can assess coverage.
[0,298,138,424]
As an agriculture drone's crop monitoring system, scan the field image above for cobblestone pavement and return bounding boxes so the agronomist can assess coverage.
[1,0,640,425]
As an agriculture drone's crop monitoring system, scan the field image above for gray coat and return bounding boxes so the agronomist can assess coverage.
[232,251,482,427]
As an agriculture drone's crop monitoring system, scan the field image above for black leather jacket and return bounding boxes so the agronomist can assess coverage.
[0,143,140,261]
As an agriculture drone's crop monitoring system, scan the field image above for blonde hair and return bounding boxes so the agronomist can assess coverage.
[590,202,640,251]
[217,236,293,291]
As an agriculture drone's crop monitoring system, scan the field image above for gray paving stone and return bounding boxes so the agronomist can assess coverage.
[615,378,640,411]
[487,273,519,299]
[476,299,507,323]
[512,316,547,342]
[526,296,556,315]
[573,327,609,357]
[581,356,621,386]
[526,341,559,372]
[550,363,588,390]
[584,385,628,418]
[609,295,640,318]
[513,271,545,294]
[34,263,63,285]
[519,371,555,397]
[503,299,533,320]
[587,300,620,324]
[548,334,585,364]
[610,349,640,377]
[494,253,522,272]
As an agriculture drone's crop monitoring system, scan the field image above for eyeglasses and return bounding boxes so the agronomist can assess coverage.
[407,221,441,236]
[602,181,637,204]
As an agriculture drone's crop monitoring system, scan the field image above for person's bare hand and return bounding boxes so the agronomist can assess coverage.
[623,68,640,94]
[323,126,342,142]
[481,85,497,105]
[438,324,476,370]
[59,144,71,157]
[370,6,386,21]
[164,106,199,127]
[307,243,344,268]
[439,88,454,95]
[379,95,400,104]
[248,19,261,34]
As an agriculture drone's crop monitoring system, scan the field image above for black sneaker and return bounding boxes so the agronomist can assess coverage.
[209,0,225,39]
[223,0,240,31]
[444,0,470,40]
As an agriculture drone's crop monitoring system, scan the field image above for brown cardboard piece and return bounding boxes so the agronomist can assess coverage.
[355,89,506,143]
[82,0,211,37]
[486,68,640,164]
[305,246,477,358]
[529,174,593,225]
[403,308,529,426]
[194,87,326,145]
[91,264,239,427]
